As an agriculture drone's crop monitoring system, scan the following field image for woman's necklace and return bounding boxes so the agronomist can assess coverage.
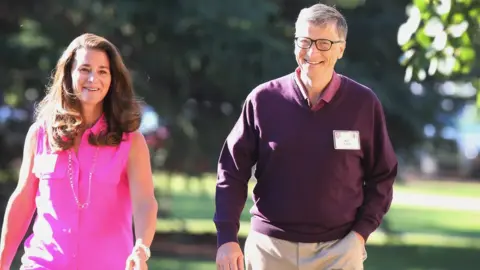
[67,147,99,209]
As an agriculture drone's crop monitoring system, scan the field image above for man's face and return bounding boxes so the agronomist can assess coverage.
[294,21,345,79]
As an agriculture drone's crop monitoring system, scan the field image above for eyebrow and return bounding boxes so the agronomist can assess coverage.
[79,64,110,69]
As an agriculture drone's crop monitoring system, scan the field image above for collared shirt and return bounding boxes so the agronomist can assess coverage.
[293,67,342,110]
[22,115,134,270]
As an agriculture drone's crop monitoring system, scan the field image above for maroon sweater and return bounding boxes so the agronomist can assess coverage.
[214,72,398,247]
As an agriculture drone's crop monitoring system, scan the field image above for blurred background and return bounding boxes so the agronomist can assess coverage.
[1,0,479,269]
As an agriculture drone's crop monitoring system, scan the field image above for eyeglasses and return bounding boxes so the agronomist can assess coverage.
[294,37,344,51]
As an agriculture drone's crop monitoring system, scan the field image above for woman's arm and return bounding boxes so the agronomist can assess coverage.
[127,131,158,256]
[0,124,40,269]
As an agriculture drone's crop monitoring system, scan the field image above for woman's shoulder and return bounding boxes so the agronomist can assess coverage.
[27,121,46,140]
[114,130,145,152]
[123,130,148,153]
[124,130,144,145]
[23,121,45,154]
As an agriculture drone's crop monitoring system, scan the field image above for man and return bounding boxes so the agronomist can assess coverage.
[214,3,398,270]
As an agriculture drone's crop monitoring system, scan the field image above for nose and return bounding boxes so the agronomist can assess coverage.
[87,72,96,82]
[306,45,321,57]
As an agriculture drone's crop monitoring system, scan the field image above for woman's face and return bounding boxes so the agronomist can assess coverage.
[70,47,112,108]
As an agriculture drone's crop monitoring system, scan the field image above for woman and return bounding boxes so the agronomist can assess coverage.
[0,33,158,270]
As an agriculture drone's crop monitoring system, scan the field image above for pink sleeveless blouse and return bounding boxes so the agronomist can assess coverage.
[21,116,134,270]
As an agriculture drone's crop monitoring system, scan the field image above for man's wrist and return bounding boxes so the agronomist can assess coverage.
[352,230,365,244]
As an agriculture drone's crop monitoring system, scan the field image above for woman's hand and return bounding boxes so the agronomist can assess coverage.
[125,244,149,270]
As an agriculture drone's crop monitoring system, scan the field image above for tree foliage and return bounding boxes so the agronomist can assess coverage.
[397,0,479,86]
[0,0,445,178]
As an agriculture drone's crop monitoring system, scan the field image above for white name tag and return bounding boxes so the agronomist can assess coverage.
[333,130,361,150]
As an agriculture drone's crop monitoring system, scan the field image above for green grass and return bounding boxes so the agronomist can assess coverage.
[154,174,480,244]
[148,258,214,270]
[152,173,480,269]
[154,173,480,199]
[395,180,480,198]
[148,245,480,270]
[385,206,480,237]
[10,174,480,270]
[13,245,480,270]
[156,192,480,237]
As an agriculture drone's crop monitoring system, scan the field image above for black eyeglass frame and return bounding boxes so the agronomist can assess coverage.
[294,37,345,51]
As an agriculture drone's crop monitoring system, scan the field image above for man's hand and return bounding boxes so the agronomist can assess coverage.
[353,231,365,245]
[216,242,244,270]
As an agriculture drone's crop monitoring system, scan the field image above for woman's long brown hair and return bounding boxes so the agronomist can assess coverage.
[35,33,142,151]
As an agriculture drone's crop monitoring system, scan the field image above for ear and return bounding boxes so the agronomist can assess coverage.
[338,42,346,60]
[338,43,346,60]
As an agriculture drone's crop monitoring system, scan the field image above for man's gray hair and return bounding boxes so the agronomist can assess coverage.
[295,3,348,40]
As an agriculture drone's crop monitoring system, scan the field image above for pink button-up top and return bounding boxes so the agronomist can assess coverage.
[21,116,134,270]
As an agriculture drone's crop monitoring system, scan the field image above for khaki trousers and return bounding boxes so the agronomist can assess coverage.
[244,230,367,270]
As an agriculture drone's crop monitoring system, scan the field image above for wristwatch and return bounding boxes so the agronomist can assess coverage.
[136,243,151,260]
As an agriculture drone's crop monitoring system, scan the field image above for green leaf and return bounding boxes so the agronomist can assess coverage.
[452,58,462,73]
[414,0,428,12]
[440,13,450,23]
[401,39,416,50]
[416,27,432,48]
[461,65,472,74]
[460,32,472,46]
[4,93,19,106]
[8,19,53,49]
[456,46,475,61]
[421,10,433,20]
[457,0,472,5]
[451,13,466,24]
[468,8,480,24]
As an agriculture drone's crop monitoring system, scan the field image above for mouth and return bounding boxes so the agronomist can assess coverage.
[82,87,100,92]
[304,59,324,65]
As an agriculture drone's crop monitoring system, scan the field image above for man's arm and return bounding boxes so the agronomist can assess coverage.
[352,97,398,242]
[214,97,258,248]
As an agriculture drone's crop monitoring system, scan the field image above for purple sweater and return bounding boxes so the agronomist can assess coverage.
[214,72,398,247]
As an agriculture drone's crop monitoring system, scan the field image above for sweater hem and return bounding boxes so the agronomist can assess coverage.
[250,216,353,243]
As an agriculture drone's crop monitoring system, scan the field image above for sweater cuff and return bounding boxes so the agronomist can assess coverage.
[215,222,239,248]
[352,218,378,242]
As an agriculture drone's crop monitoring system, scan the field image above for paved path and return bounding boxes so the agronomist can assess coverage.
[392,191,480,212]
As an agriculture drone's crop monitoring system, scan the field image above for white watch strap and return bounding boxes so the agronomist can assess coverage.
[136,243,151,260]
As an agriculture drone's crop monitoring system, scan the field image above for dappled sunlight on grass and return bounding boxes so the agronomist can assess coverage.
[385,206,480,237]
[362,244,479,270]
[148,258,215,270]
[152,173,480,269]
[394,180,480,198]
[155,174,480,243]
[147,244,480,270]
[156,218,251,236]
[155,217,480,249]
[154,173,480,199]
